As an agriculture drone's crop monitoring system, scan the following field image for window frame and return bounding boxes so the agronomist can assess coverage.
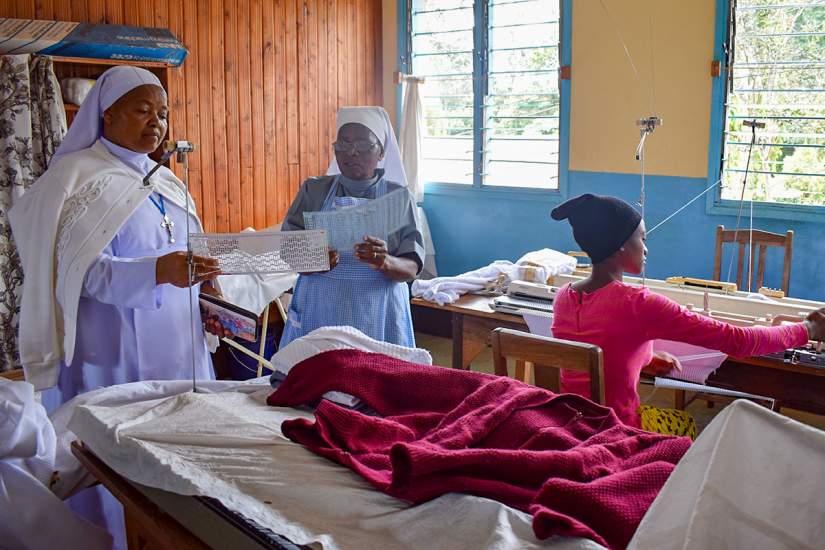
[399,0,571,202]
[707,0,825,222]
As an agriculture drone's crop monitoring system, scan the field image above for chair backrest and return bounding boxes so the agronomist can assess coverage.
[712,224,793,294]
[490,328,605,405]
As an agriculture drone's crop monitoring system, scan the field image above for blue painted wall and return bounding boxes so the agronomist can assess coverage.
[422,172,825,301]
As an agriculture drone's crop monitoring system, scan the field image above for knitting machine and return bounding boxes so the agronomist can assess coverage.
[549,270,824,329]
[766,344,825,369]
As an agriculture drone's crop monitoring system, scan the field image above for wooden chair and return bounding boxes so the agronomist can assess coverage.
[491,328,605,405]
[712,225,793,295]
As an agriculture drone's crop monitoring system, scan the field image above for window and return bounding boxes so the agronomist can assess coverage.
[719,0,825,207]
[409,0,563,189]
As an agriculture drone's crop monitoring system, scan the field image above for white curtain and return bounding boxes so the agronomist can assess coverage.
[399,79,437,279]
[0,54,67,372]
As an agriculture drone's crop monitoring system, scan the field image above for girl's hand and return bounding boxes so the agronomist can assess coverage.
[643,351,682,376]
[804,308,825,341]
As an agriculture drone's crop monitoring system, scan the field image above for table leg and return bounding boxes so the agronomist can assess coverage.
[674,389,686,410]
[515,361,534,384]
[452,312,464,369]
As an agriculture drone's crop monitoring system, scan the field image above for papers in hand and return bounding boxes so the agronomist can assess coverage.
[303,189,410,250]
[189,230,330,274]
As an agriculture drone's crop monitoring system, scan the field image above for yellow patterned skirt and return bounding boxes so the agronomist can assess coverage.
[638,405,697,439]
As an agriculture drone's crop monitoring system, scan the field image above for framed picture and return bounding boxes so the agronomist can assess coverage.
[198,293,259,343]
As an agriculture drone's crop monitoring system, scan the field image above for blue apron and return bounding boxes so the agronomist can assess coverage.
[280,176,415,348]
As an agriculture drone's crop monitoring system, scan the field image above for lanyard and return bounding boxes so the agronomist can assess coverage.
[148,192,166,216]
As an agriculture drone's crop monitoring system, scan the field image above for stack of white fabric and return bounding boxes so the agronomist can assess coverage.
[411,248,577,306]
[269,326,433,407]
[0,379,110,550]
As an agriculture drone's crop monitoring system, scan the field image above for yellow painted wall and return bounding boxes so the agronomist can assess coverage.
[383,0,717,178]
[569,0,716,178]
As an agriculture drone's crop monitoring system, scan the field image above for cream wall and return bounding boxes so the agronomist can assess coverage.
[569,0,716,178]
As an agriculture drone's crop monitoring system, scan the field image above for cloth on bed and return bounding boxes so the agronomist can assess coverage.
[67,379,601,550]
[268,350,692,549]
[630,399,825,550]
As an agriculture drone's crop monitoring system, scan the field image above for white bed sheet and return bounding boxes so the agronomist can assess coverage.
[630,399,825,550]
[66,380,603,550]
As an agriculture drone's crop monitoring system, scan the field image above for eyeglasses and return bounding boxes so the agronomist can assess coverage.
[332,140,380,154]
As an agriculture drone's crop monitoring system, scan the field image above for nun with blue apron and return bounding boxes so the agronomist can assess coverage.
[280,106,425,348]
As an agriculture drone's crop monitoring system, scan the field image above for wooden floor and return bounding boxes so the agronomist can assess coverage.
[414,332,825,433]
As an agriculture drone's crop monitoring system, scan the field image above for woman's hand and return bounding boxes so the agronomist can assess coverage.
[642,351,682,376]
[200,280,223,299]
[301,248,339,276]
[804,308,825,341]
[156,252,221,287]
[354,235,388,269]
[203,315,233,339]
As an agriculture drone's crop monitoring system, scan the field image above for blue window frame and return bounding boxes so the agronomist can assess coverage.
[708,0,825,221]
[400,0,571,198]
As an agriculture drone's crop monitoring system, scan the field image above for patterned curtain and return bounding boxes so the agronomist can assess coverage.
[0,54,66,372]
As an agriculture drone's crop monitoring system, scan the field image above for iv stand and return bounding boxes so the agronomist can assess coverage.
[146,141,199,392]
[634,116,662,285]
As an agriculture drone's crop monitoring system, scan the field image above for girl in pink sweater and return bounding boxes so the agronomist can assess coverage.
[550,193,825,427]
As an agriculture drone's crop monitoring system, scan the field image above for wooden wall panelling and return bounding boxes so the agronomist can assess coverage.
[285,0,301,216]
[2,0,384,232]
[195,0,216,230]
[250,0,266,230]
[223,0,242,231]
[262,0,278,227]
[321,0,335,175]
[274,0,290,221]
[297,0,309,186]
[237,0,253,229]
[209,0,230,232]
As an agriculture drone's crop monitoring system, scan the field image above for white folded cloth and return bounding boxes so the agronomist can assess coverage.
[411,249,577,305]
[269,326,433,406]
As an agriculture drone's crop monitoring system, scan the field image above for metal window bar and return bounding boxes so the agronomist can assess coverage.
[733,88,825,92]
[738,31,825,38]
[733,61,825,67]
[735,3,825,10]
[725,169,825,177]
[728,115,825,120]
[413,28,475,37]
[412,49,474,57]
[726,141,825,148]
[488,68,557,75]
[491,0,547,6]
[412,6,473,16]
[489,44,559,52]
[489,21,560,29]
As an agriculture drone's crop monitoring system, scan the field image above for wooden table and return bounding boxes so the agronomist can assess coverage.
[702,354,825,415]
[412,295,527,370]
[71,441,301,550]
[411,295,825,415]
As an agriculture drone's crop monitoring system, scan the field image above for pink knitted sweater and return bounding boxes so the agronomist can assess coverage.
[552,281,809,427]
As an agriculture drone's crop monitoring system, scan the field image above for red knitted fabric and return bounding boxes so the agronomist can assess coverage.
[268,349,690,549]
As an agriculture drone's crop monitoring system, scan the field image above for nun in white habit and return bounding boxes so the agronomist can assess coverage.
[0,379,111,549]
[280,106,424,348]
[9,65,220,411]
